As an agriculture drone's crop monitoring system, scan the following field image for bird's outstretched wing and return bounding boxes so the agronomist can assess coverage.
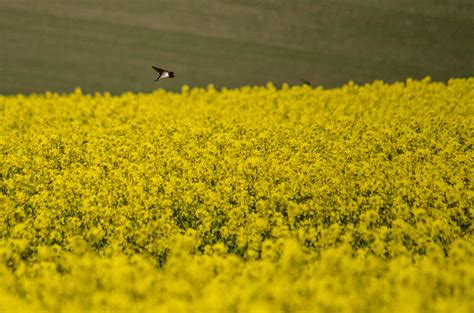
[152,66,165,75]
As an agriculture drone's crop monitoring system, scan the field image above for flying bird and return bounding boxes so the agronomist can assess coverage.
[300,79,312,87]
[152,66,174,81]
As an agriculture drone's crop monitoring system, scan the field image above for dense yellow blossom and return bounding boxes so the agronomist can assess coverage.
[0,78,473,312]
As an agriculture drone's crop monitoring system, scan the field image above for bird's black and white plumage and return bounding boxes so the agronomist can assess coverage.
[152,66,174,81]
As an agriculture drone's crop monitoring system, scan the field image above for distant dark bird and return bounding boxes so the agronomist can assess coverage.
[152,66,174,81]
[300,79,312,87]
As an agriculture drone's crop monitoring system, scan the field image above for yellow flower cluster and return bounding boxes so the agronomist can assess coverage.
[0,78,473,312]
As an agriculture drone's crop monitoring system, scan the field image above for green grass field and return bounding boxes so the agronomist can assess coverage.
[1,0,473,94]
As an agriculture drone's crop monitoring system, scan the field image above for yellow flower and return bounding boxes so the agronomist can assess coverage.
[0,78,472,312]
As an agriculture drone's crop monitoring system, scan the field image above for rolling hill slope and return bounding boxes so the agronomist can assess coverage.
[1,0,473,94]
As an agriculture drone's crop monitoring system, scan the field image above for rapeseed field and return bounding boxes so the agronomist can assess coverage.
[0,78,473,312]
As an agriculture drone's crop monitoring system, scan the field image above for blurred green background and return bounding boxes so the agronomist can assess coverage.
[1,0,473,94]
